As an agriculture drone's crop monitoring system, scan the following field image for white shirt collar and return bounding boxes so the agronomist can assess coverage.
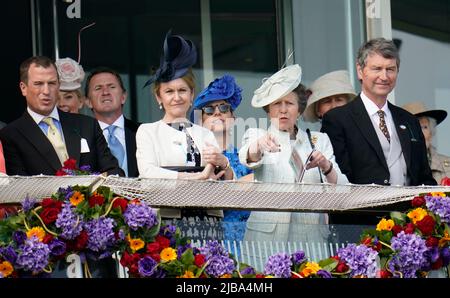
[27,106,60,124]
[98,115,125,131]
[360,91,389,116]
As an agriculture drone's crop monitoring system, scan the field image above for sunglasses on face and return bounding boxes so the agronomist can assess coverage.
[201,103,232,115]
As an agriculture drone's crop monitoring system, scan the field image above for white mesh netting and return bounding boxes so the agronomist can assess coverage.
[1,175,449,211]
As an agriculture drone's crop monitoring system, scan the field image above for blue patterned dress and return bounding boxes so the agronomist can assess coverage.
[222,146,253,245]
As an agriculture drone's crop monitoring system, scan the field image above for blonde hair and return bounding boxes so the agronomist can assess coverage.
[152,68,195,96]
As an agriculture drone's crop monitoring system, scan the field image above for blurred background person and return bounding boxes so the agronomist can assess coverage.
[86,67,140,177]
[303,70,356,124]
[55,58,85,114]
[402,102,450,184]
[191,74,253,245]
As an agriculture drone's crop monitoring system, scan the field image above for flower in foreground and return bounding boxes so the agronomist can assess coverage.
[138,256,158,277]
[264,253,292,278]
[16,237,51,273]
[388,231,427,278]
[0,261,14,278]
[160,247,177,262]
[337,244,378,278]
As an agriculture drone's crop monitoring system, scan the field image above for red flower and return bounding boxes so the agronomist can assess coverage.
[41,198,63,210]
[441,177,450,186]
[361,237,372,246]
[88,194,105,208]
[336,262,349,273]
[426,236,439,247]
[392,225,403,236]
[155,235,170,249]
[416,215,435,236]
[42,234,54,244]
[55,169,67,176]
[379,270,392,278]
[146,242,161,254]
[67,230,89,251]
[150,253,160,263]
[63,158,77,170]
[112,198,128,213]
[431,258,443,270]
[40,207,61,225]
[404,223,415,234]
[255,274,266,278]
[411,196,426,208]
[194,254,206,267]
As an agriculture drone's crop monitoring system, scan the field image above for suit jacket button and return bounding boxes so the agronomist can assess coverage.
[384,179,389,184]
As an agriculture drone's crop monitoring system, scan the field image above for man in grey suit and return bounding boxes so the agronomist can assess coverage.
[0,56,123,176]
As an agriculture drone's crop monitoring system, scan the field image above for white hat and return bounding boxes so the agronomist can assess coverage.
[251,64,302,108]
[303,70,356,123]
[55,58,85,91]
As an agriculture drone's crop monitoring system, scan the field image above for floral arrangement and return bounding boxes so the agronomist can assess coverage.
[55,158,98,176]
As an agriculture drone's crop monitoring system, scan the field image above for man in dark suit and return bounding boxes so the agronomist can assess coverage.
[85,67,140,177]
[321,38,436,224]
[0,56,123,176]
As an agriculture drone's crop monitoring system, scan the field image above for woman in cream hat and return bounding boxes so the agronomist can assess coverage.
[303,70,356,123]
[239,64,348,265]
[55,57,85,114]
[402,101,450,184]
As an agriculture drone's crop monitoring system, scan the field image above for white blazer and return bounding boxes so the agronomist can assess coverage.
[136,120,222,218]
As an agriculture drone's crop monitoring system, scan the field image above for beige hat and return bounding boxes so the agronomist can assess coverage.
[402,102,447,125]
[56,58,85,91]
[303,70,356,123]
[251,64,302,108]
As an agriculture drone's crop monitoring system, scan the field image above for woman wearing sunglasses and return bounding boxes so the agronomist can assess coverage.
[191,74,254,246]
[136,31,226,240]
[239,65,348,261]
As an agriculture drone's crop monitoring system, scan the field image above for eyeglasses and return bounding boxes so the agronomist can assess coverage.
[201,103,232,115]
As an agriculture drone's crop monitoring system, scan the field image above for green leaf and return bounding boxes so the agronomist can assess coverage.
[180,248,194,265]
[318,258,338,271]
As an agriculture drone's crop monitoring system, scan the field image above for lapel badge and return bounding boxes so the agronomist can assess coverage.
[399,124,406,130]
[444,160,449,167]
[311,135,318,145]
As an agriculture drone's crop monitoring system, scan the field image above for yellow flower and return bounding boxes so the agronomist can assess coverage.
[376,218,395,231]
[0,261,14,278]
[407,208,427,224]
[430,192,446,198]
[220,274,232,278]
[26,227,46,241]
[129,238,145,252]
[160,247,177,262]
[178,271,195,278]
[70,191,85,206]
[301,262,321,277]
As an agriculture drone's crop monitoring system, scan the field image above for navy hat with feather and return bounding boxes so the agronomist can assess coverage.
[144,30,197,87]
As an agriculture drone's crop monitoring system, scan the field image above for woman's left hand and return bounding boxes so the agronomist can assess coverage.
[305,150,331,172]
[202,144,228,168]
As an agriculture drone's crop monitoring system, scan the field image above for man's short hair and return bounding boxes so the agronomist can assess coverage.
[20,56,58,84]
[357,38,400,70]
[85,66,126,96]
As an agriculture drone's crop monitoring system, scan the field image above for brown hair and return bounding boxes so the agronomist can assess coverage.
[20,56,58,84]
[357,38,400,70]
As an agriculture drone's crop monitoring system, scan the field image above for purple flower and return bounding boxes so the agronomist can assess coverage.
[84,217,116,252]
[79,165,91,172]
[264,253,292,278]
[55,203,83,240]
[337,244,378,278]
[48,239,66,257]
[58,186,74,200]
[22,196,36,212]
[160,225,177,238]
[199,240,229,258]
[240,266,256,275]
[291,250,306,265]
[16,237,50,273]
[388,231,427,278]
[441,247,450,266]
[425,195,450,223]
[205,255,235,277]
[138,256,158,277]
[0,246,18,263]
[13,231,27,245]
[317,270,332,278]
[123,203,157,231]
[118,229,126,241]
[177,244,192,259]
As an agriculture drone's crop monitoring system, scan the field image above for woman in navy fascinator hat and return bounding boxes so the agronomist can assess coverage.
[136,31,232,240]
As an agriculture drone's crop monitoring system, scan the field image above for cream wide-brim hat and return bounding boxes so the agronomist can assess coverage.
[402,102,447,125]
[303,70,356,123]
[251,64,302,108]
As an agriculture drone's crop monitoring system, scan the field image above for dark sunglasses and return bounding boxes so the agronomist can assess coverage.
[201,103,231,115]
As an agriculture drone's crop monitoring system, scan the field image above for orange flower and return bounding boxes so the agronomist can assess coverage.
[300,262,321,277]
[407,208,427,224]
[129,238,145,252]
[0,261,14,277]
[178,271,195,278]
[70,191,85,206]
[376,218,395,231]
[26,227,46,242]
[160,247,177,262]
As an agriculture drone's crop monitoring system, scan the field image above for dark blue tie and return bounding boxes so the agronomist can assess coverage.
[107,125,125,168]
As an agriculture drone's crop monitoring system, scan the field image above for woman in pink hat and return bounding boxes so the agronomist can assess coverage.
[402,102,450,184]
[55,58,85,114]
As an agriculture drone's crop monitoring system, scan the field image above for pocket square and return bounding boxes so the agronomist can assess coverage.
[80,138,90,153]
